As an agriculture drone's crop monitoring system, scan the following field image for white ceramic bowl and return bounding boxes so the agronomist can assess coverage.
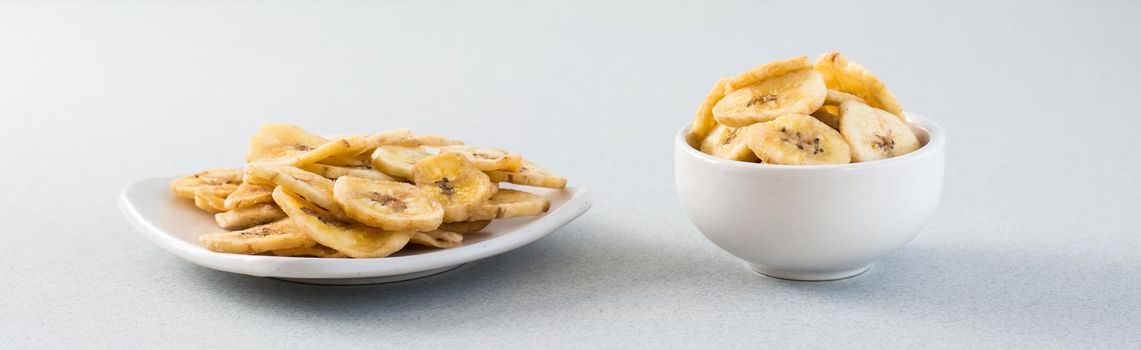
[675,112,945,281]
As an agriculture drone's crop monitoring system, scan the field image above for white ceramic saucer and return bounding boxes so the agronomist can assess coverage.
[120,177,592,285]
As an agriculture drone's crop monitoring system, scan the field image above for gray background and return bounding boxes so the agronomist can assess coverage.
[1,1,1138,348]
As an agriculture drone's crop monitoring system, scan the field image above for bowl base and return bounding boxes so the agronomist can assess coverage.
[272,264,465,285]
[748,263,871,281]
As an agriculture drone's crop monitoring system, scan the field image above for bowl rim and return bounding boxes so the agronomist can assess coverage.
[676,111,945,171]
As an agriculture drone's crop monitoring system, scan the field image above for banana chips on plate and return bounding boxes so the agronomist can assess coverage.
[689,52,921,165]
[170,125,567,259]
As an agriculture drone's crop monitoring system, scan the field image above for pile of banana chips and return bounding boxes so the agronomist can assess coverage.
[690,52,921,165]
[171,125,566,258]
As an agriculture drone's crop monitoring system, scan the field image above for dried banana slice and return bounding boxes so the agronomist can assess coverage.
[245,124,329,163]
[332,176,444,232]
[722,56,813,92]
[301,163,402,182]
[466,189,551,221]
[246,124,371,166]
[241,172,277,188]
[214,203,287,230]
[402,134,464,147]
[438,220,492,234]
[223,182,274,210]
[712,69,826,127]
[367,128,415,145]
[319,154,373,167]
[319,142,375,167]
[438,146,524,171]
[698,123,757,162]
[410,230,464,249]
[368,129,463,148]
[744,114,851,165]
[281,136,372,167]
[371,145,432,180]
[814,52,904,118]
[170,168,242,199]
[811,106,842,130]
[245,163,342,217]
[270,245,348,258]
[824,89,866,106]
[193,186,232,213]
[272,187,415,258]
[690,78,730,142]
[199,219,316,255]
[484,160,566,189]
[411,153,498,222]
[839,100,920,162]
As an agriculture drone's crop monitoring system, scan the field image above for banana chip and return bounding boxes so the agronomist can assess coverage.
[744,114,851,165]
[814,52,904,118]
[713,68,826,127]
[193,186,232,213]
[412,153,498,222]
[401,134,464,147]
[281,136,372,167]
[371,145,432,180]
[823,89,866,106]
[839,100,920,162]
[246,124,329,164]
[467,189,551,221]
[223,182,274,210]
[369,129,463,148]
[410,230,464,249]
[273,187,415,259]
[439,220,492,234]
[722,56,813,92]
[693,52,916,164]
[301,163,402,182]
[699,124,757,162]
[690,78,730,142]
[367,128,415,145]
[439,146,524,171]
[215,203,287,230]
[333,176,444,232]
[319,152,373,168]
[485,160,567,189]
[174,124,565,258]
[271,245,348,258]
[170,169,242,199]
[199,219,316,255]
[810,105,843,131]
[245,163,343,217]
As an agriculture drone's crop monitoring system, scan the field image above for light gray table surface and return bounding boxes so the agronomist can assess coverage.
[1,1,1138,348]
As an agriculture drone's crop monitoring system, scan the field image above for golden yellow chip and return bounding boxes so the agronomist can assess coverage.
[814,52,903,118]
[180,124,564,258]
[199,219,316,255]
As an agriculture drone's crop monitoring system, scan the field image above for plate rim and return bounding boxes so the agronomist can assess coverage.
[120,176,592,279]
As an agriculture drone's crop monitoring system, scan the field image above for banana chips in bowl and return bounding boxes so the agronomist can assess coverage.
[121,125,591,284]
[676,52,945,281]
